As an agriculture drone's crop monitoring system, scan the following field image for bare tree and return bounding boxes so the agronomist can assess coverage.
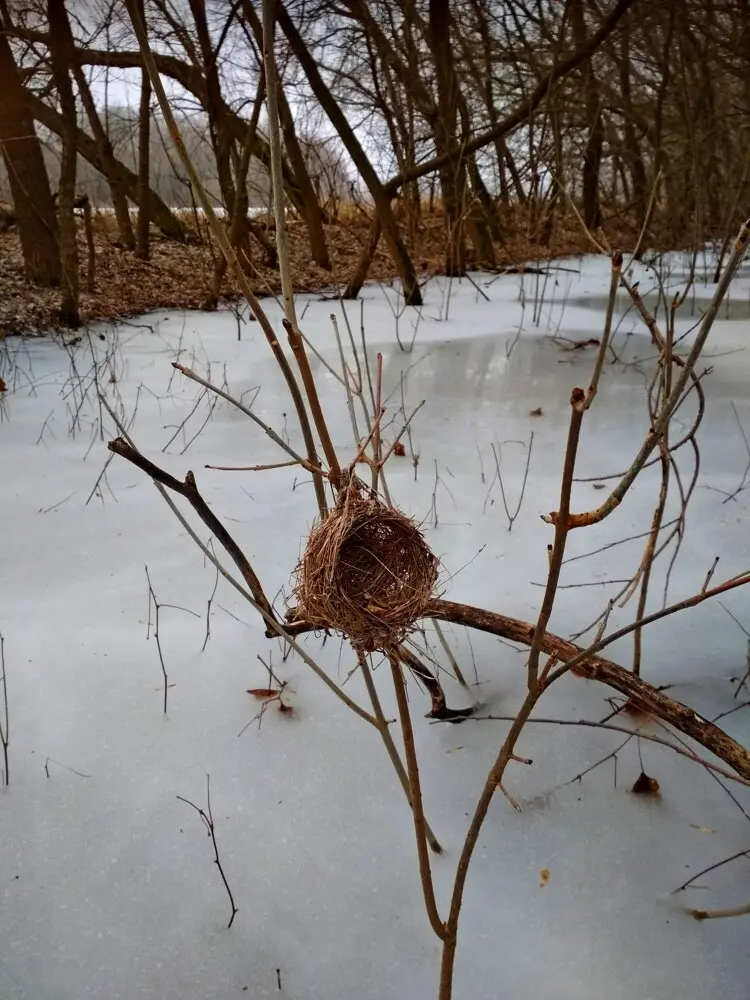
[136,0,151,260]
[0,6,59,285]
[46,0,80,327]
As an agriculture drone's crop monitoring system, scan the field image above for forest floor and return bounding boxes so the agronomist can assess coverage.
[0,205,647,337]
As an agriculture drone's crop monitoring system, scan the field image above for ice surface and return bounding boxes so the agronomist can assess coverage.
[1,254,749,999]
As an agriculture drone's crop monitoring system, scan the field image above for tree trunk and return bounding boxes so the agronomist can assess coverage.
[582,110,604,229]
[0,24,60,285]
[504,144,526,202]
[458,93,499,258]
[428,0,466,275]
[82,194,95,292]
[571,0,603,229]
[344,217,382,299]
[277,0,421,305]
[136,6,151,262]
[47,0,80,327]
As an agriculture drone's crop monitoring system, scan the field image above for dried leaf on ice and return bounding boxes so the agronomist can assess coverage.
[631,771,660,795]
[539,868,550,888]
[247,688,281,699]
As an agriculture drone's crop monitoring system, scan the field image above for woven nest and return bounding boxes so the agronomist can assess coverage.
[293,475,439,652]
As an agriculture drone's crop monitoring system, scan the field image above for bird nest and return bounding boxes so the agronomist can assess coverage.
[292,474,439,652]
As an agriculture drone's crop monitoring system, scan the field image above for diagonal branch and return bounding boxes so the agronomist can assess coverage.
[428,599,750,781]
[109,436,276,624]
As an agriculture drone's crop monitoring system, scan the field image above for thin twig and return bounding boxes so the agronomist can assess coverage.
[527,389,585,689]
[432,620,469,688]
[177,775,238,928]
[463,715,750,787]
[491,433,534,532]
[202,551,220,652]
[172,363,322,474]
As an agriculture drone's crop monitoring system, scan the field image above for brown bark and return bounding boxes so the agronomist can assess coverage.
[82,194,95,292]
[47,0,80,327]
[136,61,151,260]
[136,0,151,261]
[0,23,59,286]
[458,94,498,258]
[427,0,465,275]
[343,217,382,299]
[571,0,603,228]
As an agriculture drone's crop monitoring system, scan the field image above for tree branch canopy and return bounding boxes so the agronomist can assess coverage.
[383,0,640,195]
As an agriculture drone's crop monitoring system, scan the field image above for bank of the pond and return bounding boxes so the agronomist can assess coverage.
[0,208,634,338]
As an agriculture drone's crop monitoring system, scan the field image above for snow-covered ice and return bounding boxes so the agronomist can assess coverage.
[1,254,749,999]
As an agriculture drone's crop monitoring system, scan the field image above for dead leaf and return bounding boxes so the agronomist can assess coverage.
[529,406,543,417]
[247,688,280,699]
[0,377,6,393]
[631,771,660,795]
[393,441,406,457]
[445,746,464,754]
[539,868,550,888]
[690,824,716,834]
[592,482,606,490]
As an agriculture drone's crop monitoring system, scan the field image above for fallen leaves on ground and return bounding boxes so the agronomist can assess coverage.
[247,688,281,699]
[1,204,657,338]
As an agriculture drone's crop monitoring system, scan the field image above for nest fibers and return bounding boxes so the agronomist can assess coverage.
[293,473,439,652]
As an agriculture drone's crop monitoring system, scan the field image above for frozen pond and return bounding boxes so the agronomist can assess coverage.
[1,259,749,1000]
